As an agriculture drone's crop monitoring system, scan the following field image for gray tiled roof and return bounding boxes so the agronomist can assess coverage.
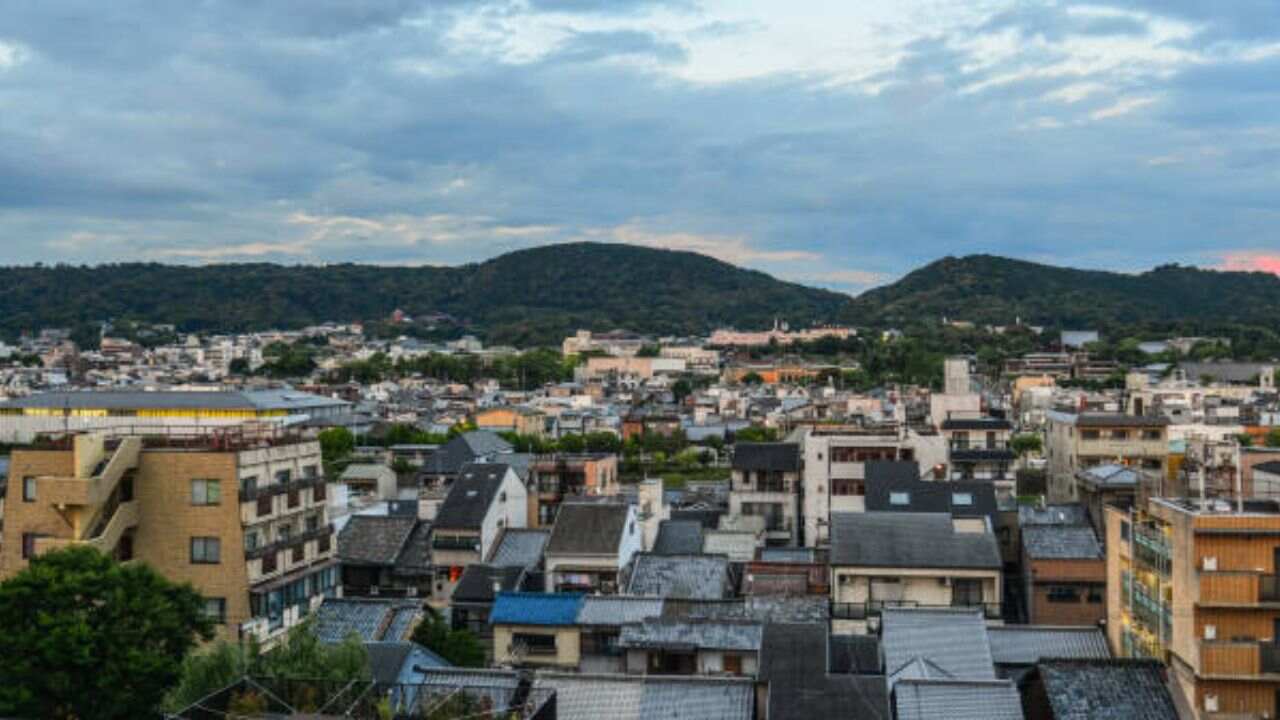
[830,512,1001,570]
[669,596,829,624]
[487,528,550,568]
[1022,525,1103,560]
[434,463,509,530]
[627,553,731,600]
[313,598,423,643]
[652,519,705,555]
[451,564,525,603]
[987,627,1111,665]
[576,596,665,626]
[420,431,513,476]
[1076,463,1143,488]
[547,502,632,555]
[337,515,417,566]
[882,608,996,690]
[894,679,1024,720]
[619,619,763,652]
[532,673,755,720]
[392,520,433,575]
[1037,659,1178,720]
[364,642,449,684]
[732,443,800,472]
[758,623,889,720]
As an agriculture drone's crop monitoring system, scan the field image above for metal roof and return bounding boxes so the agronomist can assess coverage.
[532,673,755,720]
[987,627,1111,665]
[627,553,732,600]
[1037,659,1179,720]
[487,528,550,569]
[882,608,996,690]
[490,592,584,627]
[0,389,346,411]
[619,619,763,652]
[576,596,665,627]
[894,679,1024,720]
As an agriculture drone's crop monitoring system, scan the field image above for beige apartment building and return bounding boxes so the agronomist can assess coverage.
[1107,497,1280,718]
[1045,411,1170,503]
[1,428,337,644]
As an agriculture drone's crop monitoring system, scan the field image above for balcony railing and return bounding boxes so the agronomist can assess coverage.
[239,475,326,502]
[831,600,1001,621]
[432,536,480,552]
[245,523,333,561]
[1201,641,1280,677]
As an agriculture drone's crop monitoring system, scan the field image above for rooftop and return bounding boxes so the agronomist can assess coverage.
[1023,525,1103,561]
[1035,659,1178,720]
[830,512,1001,570]
[547,502,633,555]
[490,592,585,627]
[987,626,1110,665]
[627,553,732,600]
[532,672,755,720]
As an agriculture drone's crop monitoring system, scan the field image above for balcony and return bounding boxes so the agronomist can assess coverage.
[239,474,326,503]
[1197,572,1280,606]
[245,523,334,561]
[1201,641,1280,678]
[432,535,481,552]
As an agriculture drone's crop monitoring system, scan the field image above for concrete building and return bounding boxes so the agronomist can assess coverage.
[1,428,337,644]
[1045,411,1169,502]
[527,453,619,528]
[429,463,527,603]
[799,425,947,547]
[543,502,640,594]
[1107,497,1280,718]
[0,389,350,443]
[728,443,801,547]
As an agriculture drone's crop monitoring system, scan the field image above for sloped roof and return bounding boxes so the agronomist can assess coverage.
[547,502,632,555]
[487,528,550,568]
[987,626,1110,665]
[830,512,1001,570]
[758,623,889,720]
[365,642,449,684]
[313,598,422,643]
[1077,464,1143,488]
[392,520,433,575]
[894,679,1024,720]
[627,553,731,600]
[1023,525,1103,561]
[434,463,510,530]
[532,673,756,720]
[452,564,525,604]
[490,592,584,627]
[1037,659,1178,719]
[340,464,396,482]
[1254,460,1280,476]
[652,519,705,555]
[619,619,763,652]
[882,608,995,691]
[864,478,997,522]
[421,431,513,475]
[732,443,800,472]
[940,417,1013,431]
[576,596,665,627]
[336,515,417,566]
[829,634,882,675]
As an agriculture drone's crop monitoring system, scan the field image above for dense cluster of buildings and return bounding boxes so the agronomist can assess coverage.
[3,321,1280,718]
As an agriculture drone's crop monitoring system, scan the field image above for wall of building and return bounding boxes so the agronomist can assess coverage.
[1023,557,1105,626]
[492,624,581,668]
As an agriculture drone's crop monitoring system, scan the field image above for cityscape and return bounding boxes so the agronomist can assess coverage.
[4,1,1280,719]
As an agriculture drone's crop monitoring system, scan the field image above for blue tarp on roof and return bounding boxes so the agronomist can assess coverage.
[490,592,585,627]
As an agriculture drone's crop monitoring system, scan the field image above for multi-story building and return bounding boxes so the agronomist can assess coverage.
[729,443,801,546]
[526,453,619,528]
[1,428,337,645]
[1045,411,1170,502]
[1108,497,1280,718]
[799,425,947,547]
[940,416,1017,485]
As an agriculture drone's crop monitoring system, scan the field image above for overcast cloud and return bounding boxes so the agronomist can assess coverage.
[2,1,1278,292]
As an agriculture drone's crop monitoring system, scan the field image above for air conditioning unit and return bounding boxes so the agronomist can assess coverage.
[1204,694,1219,713]
[1202,556,1218,571]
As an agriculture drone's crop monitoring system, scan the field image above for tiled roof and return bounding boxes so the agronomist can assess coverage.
[1076,463,1143,488]
[364,641,450,684]
[416,668,522,713]
[652,519,705,555]
[532,673,756,720]
[829,634,882,674]
[313,598,423,643]
[830,512,1001,570]
[490,592,584,627]
[487,528,550,568]
[758,623,889,720]
[1018,504,1089,527]
[987,627,1110,665]
[576,596,665,627]
[337,515,417,566]
[627,553,732,600]
[1022,525,1103,560]
[619,619,763,652]
[865,460,922,483]
[420,431,513,475]
[664,596,829,624]
[547,502,632,555]
[340,464,395,482]
[434,463,509,530]
[731,443,800,472]
[1037,659,1178,720]
[1254,460,1280,476]
[894,679,1024,720]
[452,564,525,604]
[701,531,757,562]
[391,520,433,575]
[881,608,995,690]
[864,478,997,522]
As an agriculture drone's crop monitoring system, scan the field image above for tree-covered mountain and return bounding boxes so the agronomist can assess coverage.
[842,255,1280,332]
[0,243,849,346]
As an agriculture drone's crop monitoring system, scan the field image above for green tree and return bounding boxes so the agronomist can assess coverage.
[672,378,694,404]
[583,431,622,453]
[740,371,764,385]
[318,427,355,463]
[734,425,780,443]
[411,608,484,668]
[1267,429,1280,448]
[0,546,214,719]
[1010,433,1043,456]
[558,434,586,453]
[228,357,251,375]
[1237,433,1255,448]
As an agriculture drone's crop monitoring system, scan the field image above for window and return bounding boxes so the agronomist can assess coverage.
[723,654,743,675]
[240,475,258,495]
[1047,586,1080,602]
[21,532,45,559]
[317,535,331,554]
[513,633,557,656]
[292,545,305,563]
[262,551,278,574]
[191,537,221,564]
[952,578,983,606]
[275,469,292,486]
[1120,520,1131,541]
[305,514,319,533]
[245,531,260,552]
[191,479,221,506]
[1143,429,1162,440]
[278,524,293,542]
[288,489,300,509]
[832,479,864,496]
[1081,430,1100,440]
[889,492,910,506]
[1111,430,1130,440]
[22,477,36,502]
[952,492,974,506]
[1087,586,1104,603]
[313,483,327,502]
[303,465,318,479]
[203,597,227,624]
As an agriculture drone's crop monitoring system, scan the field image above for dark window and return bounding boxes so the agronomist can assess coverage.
[257,495,273,518]
[952,578,983,606]
[240,475,258,495]
[1047,586,1080,602]
[288,490,300,509]
[1081,430,1100,440]
[21,532,44,559]
[22,477,36,502]
[191,537,221,564]
[313,483,327,502]
[513,633,557,656]
[317,535,331,554]
[1087,586,1104,603]
[724,654,743,675]
[204,597,227,624]
[275,469,292,485]
[262,551,278,574]
[1143,430,1162,440]
[831,478,864,496]
[305,514,319,532]
[191,479,221,506]
[303,465,318,479]
[292,545,304,563]
[1120,520,1131,542]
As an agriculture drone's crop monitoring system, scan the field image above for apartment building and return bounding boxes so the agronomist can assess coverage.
[1045,411,1170,503]
[939,416,1017,498]
[1107,497,1280,718]
[1,428,337,644]
[526,453,619,528]
[799,425,947,547]
[728,442,801,546]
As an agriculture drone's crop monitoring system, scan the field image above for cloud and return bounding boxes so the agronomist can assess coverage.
[583,224,820,265]
[153,242,313,261]
[1089,96,1158,120]
[1219,251,1280,275]
[0,41,28,69]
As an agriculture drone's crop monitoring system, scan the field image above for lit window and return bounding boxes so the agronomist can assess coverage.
[952,493,973,506]
[889,492,910,506]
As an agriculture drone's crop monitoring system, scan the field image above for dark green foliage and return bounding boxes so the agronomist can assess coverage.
[318,427,355,463]
[733,425,780,443]
[0,243,848,346]
[411,608,485,668]
[1267,429,1280,448]
[1010,433,1043,456]
[0,546,215,719]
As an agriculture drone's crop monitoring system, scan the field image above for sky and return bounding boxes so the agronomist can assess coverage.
[2,1,1279,294]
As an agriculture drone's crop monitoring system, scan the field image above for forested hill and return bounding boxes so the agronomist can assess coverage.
[0,242,849,346]
[840,255,1280,331]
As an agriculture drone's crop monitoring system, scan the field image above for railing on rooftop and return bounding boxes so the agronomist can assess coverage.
[31,423,311,453]
[831,600,1001,620]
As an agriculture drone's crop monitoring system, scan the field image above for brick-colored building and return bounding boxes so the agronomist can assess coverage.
[1021,524,1105,626]
[1,428,337,645]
